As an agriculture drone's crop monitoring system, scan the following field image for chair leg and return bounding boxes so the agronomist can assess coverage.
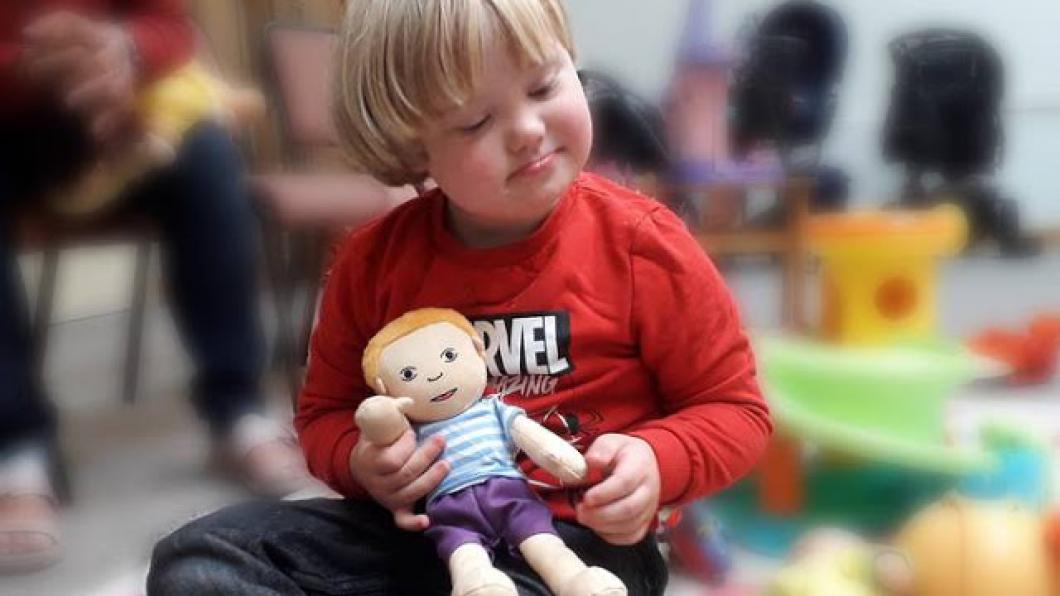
[122,240,152,404]
[262,220,300,406]
[782,178,812,332]
[31,247,60,380]
[296,233,327,368]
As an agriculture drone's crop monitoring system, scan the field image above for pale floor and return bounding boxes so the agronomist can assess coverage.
[1,248,1058,595]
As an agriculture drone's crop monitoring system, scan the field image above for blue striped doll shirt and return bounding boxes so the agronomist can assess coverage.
[415,396,526,502]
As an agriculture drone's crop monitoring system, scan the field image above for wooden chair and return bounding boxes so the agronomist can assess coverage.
[672,177,813,331]
[253,23,415,402]
[17,212,154,405]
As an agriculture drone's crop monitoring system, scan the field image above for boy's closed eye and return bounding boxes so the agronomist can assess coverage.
[529,76,558,99]
[457,115,491,135]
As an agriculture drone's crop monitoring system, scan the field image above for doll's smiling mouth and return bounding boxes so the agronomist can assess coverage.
[431,388,458,402]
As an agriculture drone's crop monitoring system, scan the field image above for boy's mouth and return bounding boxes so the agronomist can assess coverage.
[431,388,459,402]
[509,149,559,180]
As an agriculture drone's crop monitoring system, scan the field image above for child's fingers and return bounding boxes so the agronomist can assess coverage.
[392,459,449,505]
[392,507,430,532]
[578,485,652,530]
[370,430,419,475]
[582,452,641,507]
[583,434,624,473]
[383,434,445,490]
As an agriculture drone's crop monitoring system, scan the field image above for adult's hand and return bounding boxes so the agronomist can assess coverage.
[22,10,139,146]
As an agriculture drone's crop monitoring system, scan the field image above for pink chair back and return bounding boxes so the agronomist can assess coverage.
[263,25,340,151]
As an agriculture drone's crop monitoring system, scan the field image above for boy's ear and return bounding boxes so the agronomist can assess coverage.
[374,377,388,395]
[472,336,487,360]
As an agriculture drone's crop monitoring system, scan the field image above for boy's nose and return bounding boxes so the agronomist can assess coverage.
[506,112,546,154]
[427,372,444,382]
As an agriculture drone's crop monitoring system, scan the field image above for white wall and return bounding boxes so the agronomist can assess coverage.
[566,0,1060,227]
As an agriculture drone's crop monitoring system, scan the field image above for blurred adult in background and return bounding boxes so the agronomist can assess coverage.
[0,0,308,572]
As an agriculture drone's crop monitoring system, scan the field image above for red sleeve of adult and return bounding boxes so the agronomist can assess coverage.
[121,0,194,82]
[625,205,773,506]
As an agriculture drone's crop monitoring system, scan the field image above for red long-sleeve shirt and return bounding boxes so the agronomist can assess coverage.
[295,172,773,521]
[1,0,193,119]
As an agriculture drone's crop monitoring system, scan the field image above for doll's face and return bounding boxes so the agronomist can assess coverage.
[377,322,487,422]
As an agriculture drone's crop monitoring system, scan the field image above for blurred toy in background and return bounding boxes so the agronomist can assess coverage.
[663,0,734,177]
[662,500,733,585]
[807,204,968,346]
[579,69,669,198]
[768,527,912,596]
[729,0,846,168]
[893,496,1054,596]
[959,424,1051,510]
[48,61,264,218]
[968,312,1060,385]
[728,0,851,227]
[660,0,786,228]
[883,29,1039,256]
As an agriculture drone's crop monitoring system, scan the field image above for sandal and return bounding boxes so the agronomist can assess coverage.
[0,447,61,573]
[217,414,313,498]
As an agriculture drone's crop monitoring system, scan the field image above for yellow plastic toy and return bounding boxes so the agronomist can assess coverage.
[806,205,967,346]
[50,62,264,217]
[893,496,1054,596]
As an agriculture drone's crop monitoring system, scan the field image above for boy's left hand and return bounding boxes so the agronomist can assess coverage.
[575,433,660,545]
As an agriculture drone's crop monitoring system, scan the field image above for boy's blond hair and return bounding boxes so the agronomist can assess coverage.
[362,308,480,392]
[333,0,574,186]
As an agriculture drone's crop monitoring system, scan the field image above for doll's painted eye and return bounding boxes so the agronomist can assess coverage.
[441,348,458,362]
[399,367,417,382]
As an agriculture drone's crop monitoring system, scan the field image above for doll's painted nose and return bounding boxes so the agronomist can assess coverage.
[427,372,444,382]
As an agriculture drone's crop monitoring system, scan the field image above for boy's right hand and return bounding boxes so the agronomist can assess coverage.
[349,429,448,531]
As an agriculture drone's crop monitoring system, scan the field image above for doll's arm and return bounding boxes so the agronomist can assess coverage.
[354,396,413,445]
[510,416,587,485]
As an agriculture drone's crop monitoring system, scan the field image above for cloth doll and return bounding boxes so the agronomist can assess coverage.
[48,62,263,217]
[356,308,627,596]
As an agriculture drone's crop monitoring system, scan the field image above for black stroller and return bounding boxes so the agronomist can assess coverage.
[883,28,1038,255]
[729,0,851,219]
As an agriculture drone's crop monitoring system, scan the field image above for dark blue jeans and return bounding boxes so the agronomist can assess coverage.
[0,119,265,451]
[147,498,669,595]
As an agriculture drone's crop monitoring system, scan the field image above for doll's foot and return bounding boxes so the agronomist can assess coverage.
[451,565,517,596]
[558,566,627,596]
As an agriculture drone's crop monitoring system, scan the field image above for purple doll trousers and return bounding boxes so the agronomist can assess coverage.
[425,476,558,560]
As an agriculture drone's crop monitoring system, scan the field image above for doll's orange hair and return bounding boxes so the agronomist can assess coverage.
[362,308,478,392]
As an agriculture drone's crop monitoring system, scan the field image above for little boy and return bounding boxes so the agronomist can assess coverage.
[148,1,772,594]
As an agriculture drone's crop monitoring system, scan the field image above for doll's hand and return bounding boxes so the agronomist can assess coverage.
[575,434,660,545]
[349,429,448,532]
[355,396,413,445]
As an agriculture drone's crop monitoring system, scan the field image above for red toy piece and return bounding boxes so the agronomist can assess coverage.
[968,313,1060,385]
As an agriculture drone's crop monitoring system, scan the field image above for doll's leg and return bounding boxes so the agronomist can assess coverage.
[427,485,517,596]
[518,533,626,596]
[479,478,625,596]
[449,543,517,596]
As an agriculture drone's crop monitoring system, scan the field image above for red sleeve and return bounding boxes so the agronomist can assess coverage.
[625,206,773,506]
[0,42,21,94]
[119,0,194,82]
[293,241,376,499]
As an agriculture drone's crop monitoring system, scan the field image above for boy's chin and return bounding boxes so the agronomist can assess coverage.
[509,164,578,202]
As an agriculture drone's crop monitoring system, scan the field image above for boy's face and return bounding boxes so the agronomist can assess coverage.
[419,39,592,246]
[377,322,488,422]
